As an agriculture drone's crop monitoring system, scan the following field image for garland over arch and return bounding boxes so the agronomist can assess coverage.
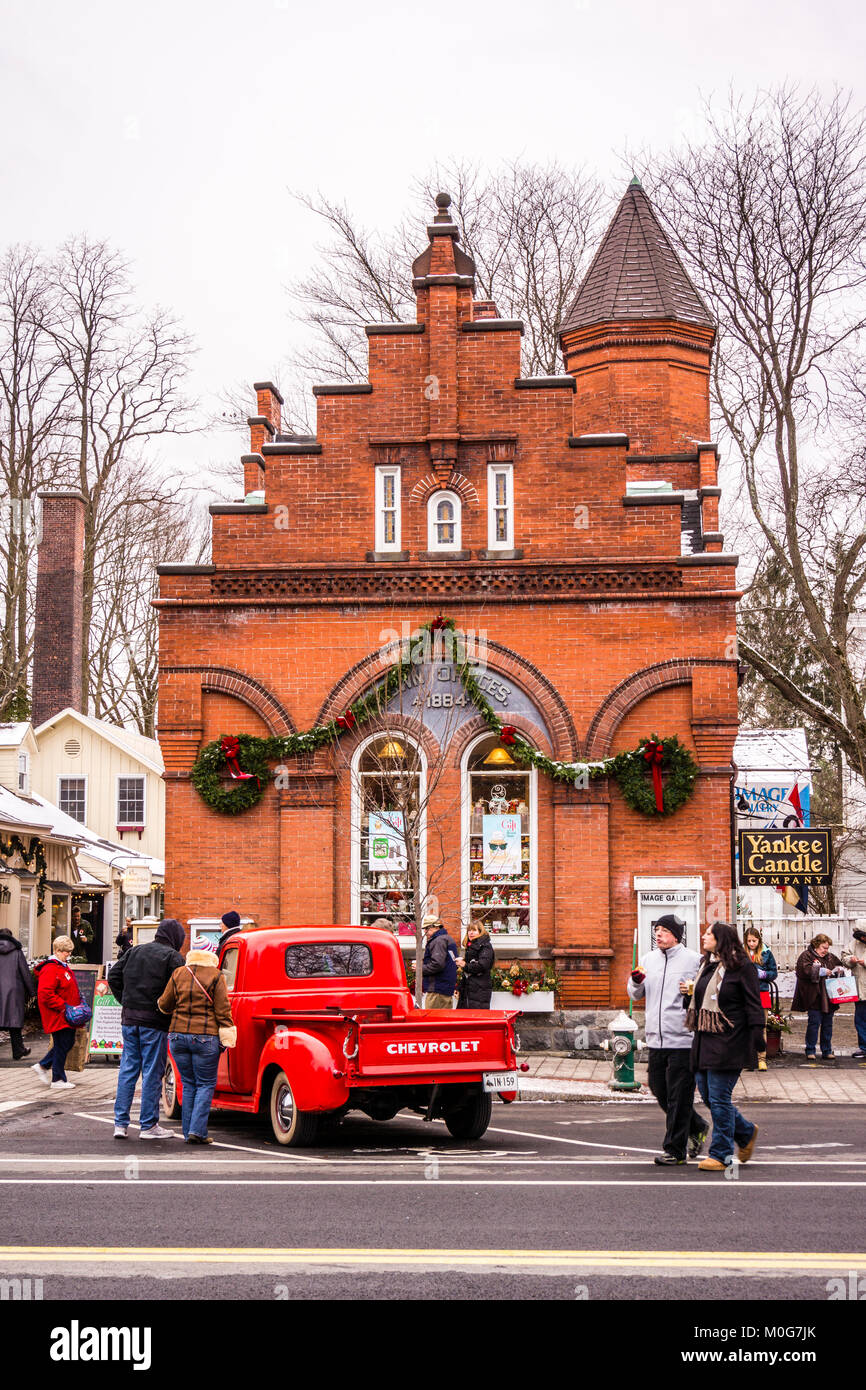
[189,616,698,816]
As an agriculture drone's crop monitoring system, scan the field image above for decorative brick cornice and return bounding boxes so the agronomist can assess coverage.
[200,561,685,607]
[159,665,296,735]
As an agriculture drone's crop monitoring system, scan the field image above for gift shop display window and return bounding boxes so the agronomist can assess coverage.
[462,732,536,947]
[351,733,426,947]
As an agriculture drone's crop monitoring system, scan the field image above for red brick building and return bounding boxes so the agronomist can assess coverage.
[156,181,739,1007]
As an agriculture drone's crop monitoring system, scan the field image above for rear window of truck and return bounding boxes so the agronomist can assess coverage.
[284,943,373,978]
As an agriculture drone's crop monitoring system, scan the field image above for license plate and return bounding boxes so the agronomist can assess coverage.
[483,1071,518,1093]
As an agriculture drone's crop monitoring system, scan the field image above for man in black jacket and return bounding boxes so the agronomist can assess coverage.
[108,918,185,1140]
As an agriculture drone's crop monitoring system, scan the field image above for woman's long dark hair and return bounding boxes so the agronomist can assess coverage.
[703,920,748,972]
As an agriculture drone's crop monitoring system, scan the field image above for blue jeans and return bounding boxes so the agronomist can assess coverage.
[694,1069,755,1163]
[855,1001,866,1052]
[39,1028,76,1082]
[169,1033,220,1140]
[805,1010,834,1056]
[114,1026,169,1130]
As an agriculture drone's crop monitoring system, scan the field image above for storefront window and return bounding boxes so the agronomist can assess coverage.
[464,732,536,945]
[18,886,33,956]
[51,894,70,938]
[352,734,425,943]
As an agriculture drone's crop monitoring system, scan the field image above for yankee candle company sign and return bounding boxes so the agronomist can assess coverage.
[738,829,832,886]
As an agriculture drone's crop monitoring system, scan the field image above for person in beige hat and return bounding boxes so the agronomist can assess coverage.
[421,915,458,1009]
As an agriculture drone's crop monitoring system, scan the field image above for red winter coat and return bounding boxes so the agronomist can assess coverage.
[35,957,82,1033]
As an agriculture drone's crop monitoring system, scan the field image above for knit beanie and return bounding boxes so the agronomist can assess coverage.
[652,913,685,943]
[221,910,241,931]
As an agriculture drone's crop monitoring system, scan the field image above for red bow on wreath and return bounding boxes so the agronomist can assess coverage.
[336,711,357,731]
[642,738,665,813]
[430,615,449,631]
[220,736,260,788]
[500,725,517,745]
[511,978,528,997]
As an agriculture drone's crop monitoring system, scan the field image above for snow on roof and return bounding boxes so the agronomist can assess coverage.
[734,727,811,775]
[0,784,65,835]
[0,722,33,747]
[34,708,163,774]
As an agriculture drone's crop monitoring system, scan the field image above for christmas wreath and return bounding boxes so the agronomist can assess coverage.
[189,617,699,818]
[0,835,48,912]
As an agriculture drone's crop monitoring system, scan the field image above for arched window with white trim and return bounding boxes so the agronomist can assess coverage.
[351,731,426,946]
[427,490,461,552]
[461,730,537,948]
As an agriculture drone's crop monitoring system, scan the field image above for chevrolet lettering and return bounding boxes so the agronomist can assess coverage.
[162,926,520,1147]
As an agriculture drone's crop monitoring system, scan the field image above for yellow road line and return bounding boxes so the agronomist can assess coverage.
[0,1246,862,1270]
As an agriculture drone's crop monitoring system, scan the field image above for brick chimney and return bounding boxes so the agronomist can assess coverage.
[32,491,86,727]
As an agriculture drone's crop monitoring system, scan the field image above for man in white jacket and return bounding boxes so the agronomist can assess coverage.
[627,913,707,1166]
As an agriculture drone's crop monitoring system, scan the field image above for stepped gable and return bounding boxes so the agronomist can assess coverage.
[559,178,713,334]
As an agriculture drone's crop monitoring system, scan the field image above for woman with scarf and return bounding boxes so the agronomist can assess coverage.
[743,926,778,1072]
[792,933,845,1060]
[681,921,765,1172]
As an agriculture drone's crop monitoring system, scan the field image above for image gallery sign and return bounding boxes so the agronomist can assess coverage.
[738,829,832,886]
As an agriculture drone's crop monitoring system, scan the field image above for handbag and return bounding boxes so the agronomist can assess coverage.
[184,966,236,1048]
[65,1002,92,1028]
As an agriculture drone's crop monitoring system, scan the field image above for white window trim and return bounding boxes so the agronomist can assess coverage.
[17,751,29,795]
[374,465,401,552]
[487,463,514,550]
[58,774,88,825]
[427,489,462,552]
[460,730,538,950]
[116,774,147,827]
[350,730,427,945]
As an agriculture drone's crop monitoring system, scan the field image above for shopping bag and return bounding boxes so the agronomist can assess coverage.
[826,974,858,1004]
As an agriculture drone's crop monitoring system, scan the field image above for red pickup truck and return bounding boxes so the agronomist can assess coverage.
[161,926,522,1147]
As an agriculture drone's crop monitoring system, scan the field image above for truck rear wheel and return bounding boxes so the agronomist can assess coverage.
[162,1059,180,1120]
[443,1089,492,1141]
[269,1070,320,1147]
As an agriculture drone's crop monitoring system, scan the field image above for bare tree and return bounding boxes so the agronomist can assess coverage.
[43,236,196,714]
[0,246,68,715]
[647,86,866,785]
[288,159,604,386]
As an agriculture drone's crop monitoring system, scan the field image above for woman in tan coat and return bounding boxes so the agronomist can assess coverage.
[158,937,234,1144]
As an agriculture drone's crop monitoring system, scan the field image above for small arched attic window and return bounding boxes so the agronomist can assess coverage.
[427,490,461,552]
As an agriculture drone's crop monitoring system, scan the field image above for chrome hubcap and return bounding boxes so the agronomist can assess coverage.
[276,1083,294,1131]
[164,1064,175,1109]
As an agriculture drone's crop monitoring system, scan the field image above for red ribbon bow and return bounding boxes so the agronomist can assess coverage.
[336,711,357,731]
[512,978,528,996]
[642,739,665,812]
[220,736,259,787]
[500,725,517,745]
[430,616,448,631]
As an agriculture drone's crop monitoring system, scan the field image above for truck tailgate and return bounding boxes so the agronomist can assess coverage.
[352,1010,516,1082]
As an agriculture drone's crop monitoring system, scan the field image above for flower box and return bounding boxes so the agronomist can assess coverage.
[490,989,555,1012]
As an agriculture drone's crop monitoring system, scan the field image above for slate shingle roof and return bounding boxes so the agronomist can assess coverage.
[560,179,714,334]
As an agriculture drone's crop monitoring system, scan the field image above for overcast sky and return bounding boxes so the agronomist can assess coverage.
[1,0,864,483]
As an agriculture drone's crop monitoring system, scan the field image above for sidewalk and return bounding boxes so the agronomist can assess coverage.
[519,1053,866,1103]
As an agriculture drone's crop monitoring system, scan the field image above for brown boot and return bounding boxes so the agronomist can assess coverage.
[697,1157,727,1171]
[737,1125,759,1164]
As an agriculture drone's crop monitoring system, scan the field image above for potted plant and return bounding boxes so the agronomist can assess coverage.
[765,1009,791,1058]
[489,962,560,1012]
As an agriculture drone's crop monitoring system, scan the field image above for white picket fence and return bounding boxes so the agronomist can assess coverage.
[738,914,862,970]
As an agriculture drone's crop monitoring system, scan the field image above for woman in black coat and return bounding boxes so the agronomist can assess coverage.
[0,927,36,1059]
[456,925,494,1009]
[681,921,765,1172]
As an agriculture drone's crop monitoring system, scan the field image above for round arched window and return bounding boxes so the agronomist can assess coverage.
[427,490,461,551]
[352,734,426,944]
[464,731,535,945]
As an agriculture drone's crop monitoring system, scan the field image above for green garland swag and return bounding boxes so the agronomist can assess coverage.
[0,835,48,913]
[190,617,699,817]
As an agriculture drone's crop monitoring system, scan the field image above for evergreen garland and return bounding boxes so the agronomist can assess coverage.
[189,616,699,818]
[0,835,48,913]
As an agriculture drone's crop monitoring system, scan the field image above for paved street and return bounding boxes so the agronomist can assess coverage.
[1,1068,864,1303]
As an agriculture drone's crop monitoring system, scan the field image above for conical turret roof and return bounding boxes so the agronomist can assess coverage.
[559,179,713,334]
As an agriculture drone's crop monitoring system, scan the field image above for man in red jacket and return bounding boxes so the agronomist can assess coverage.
[32,935,82,1089]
